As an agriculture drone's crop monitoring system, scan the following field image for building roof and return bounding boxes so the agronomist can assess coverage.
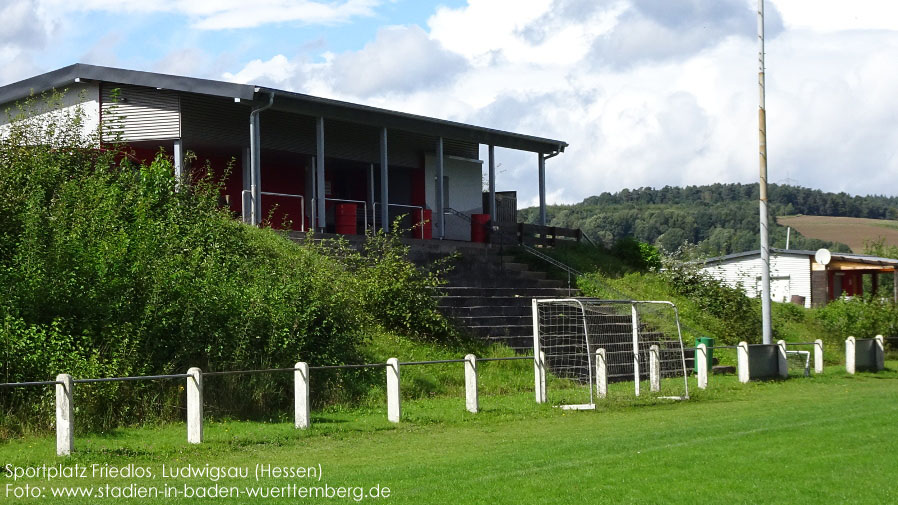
[0,63,568,155]
[702,248,898,267]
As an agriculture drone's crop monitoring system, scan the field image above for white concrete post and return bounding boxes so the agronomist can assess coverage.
[845,336,856,375]
[173,139,184,191]
[696,343,709,390]
[814,339,824,374]
[535,351,547,404]
[533,299,546,404]
[875,335,885,371]
[777,340,788,378]
[631,304,641,397]
[737,341,750,383]
[294,362,310,429]
[595,349,607,399]
[386,358,401,423]
[187,367,203,444]
[464,354,478,413]
[649,344,661,392]
[55,374,73,456]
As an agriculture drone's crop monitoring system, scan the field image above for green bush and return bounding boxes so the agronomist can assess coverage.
[611,237,661,271]
[0,92,453,432]
[657,262,760,343]
[342,224,455,340]
[816,295,898,340]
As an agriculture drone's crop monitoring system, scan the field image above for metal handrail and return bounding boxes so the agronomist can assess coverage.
[522,244,582,277]
[244,190,306,231]
[325,197,368,233]
[521,243,582,294]
[443,207,472,223]
[372,202,426,239]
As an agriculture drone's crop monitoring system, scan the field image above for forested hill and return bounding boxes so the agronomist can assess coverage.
[519,183,898,256]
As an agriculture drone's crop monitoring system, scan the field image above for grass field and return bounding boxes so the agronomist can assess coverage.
[777,215,898,252]
[2,364,897,504]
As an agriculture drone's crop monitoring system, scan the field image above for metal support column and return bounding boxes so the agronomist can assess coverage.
[488,144,497,220]
[242,147,251,223]
[538,153,547,226]
[316,117,326,231]
[368,163,375,231]
[436,137,445,239]
[249,92,274,226]
[305,157,315,230]
[249,115,261,224]
[380,128,389,232]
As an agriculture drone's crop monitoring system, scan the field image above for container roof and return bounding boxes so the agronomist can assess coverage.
[0,63,567,155]
[702,248,898,267]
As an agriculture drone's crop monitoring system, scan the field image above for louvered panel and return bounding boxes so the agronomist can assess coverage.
[180,93,249,147]
[101,84,180,141]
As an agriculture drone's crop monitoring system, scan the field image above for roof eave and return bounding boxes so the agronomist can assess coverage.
[256,87,567,154]
[0,63,256,105]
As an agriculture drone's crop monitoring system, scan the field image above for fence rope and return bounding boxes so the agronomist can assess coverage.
[73,373,190,384]
[0,380,64,388]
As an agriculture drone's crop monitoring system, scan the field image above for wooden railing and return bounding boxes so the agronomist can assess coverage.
[494,223,583,247]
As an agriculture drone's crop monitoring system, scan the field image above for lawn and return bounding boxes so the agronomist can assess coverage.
[1,364,897,504]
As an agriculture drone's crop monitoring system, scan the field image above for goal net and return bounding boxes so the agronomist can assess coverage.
[532,298,689,408]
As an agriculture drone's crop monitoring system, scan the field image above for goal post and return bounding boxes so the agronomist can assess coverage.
[533,298,689,407]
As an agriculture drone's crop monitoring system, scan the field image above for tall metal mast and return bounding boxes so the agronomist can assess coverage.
[758,0,772,344]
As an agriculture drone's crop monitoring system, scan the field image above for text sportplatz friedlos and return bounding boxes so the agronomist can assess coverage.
[4,463,323,482]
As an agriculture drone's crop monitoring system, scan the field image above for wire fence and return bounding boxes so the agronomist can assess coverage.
[1,335,893,457]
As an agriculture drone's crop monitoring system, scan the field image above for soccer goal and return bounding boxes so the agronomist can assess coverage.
[532,298,689,408]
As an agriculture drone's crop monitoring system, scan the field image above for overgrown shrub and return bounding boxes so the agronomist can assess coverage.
[342,223,455,340]
[658,262,760,343]
[0,92,453,432]
[816,295,898,340]
[611,237,661,271]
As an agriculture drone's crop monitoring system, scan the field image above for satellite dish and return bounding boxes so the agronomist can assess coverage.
[815,248,831,266]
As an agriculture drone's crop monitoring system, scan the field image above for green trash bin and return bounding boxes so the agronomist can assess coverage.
[695,337,715,373]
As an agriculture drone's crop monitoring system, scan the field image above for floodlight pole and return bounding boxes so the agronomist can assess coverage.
[758,0,772,344]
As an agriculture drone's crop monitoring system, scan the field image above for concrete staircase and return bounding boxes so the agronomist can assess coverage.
[407,241,578,352]
[286,233,579,351]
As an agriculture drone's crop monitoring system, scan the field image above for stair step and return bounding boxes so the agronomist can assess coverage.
[439,287,579,297]
[453,315,532,326]
[441,305,533,317]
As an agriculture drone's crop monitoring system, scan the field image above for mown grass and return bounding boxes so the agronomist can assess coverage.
[1,363,896,504]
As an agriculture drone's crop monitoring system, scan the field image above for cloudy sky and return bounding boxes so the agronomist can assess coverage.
[2,0,897,206]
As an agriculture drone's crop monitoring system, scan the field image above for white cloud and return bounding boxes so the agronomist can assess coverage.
[44,0,381,30]
[223,55,301,88]
[327,25,468,97]
[216,0,898,205]
[771,0,898,32]
[5,0,898,206]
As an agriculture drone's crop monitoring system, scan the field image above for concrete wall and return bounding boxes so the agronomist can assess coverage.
[0,82,100,145]
[701,253,812,308]
[424,154,483,241]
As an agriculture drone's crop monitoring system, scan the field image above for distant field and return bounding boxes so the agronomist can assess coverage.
[777,215,898,252]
